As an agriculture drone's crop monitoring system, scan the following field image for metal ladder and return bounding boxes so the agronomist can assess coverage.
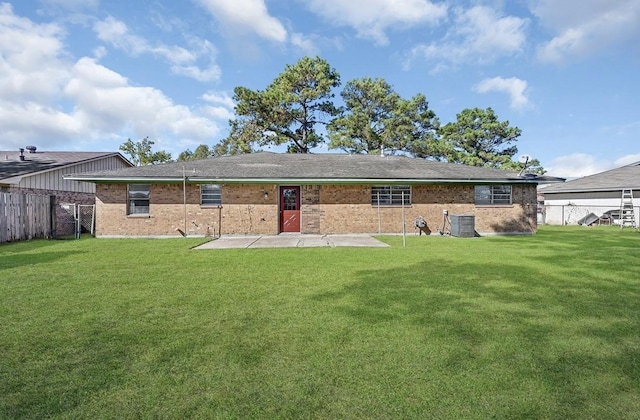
[620,189,636,229]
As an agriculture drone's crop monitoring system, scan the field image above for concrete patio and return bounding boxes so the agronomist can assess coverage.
[193,234,389,249]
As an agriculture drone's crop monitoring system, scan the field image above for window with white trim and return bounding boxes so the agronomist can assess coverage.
[474,185,512,205]
[201,184,222,206]
[128,184,150,215]
[371,185,411,206]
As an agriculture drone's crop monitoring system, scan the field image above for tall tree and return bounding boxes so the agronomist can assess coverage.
[327,78,441,158]
[394,93,444,159]
[499,156,546,175]
[177,144,213,161]
[213,119,260,156]
[119,137,172,166]
[328,78,397,154]
[219,56,341,154]
[440,107,522,169]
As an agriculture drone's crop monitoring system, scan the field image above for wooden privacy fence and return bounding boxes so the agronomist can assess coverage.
[1,192,53,243]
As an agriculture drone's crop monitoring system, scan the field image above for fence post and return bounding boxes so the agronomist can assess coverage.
[49,195,56,238]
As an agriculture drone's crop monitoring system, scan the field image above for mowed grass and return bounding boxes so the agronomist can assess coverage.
[1,226,640,419]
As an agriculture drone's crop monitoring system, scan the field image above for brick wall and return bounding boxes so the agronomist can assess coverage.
[301,185,322,233]
[310,184,536,235]
[95,183,537,237]
[96,184,279,237]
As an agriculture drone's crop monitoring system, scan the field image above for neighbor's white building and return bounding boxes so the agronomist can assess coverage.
[540,161,640,226]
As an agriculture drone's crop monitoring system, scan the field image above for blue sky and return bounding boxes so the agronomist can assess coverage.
[1,0,639,177]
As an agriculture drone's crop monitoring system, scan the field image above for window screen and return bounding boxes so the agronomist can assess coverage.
[128,184,150,214]
[474,185,512,205]
[371,185,411,206]
[201,184,222,206]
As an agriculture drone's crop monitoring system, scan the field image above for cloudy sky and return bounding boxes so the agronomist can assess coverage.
[1,0,639,177]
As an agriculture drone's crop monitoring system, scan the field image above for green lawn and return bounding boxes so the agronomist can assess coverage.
[1,226,640,419]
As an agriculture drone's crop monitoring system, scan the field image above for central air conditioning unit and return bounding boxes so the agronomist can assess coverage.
[450,214,475,237]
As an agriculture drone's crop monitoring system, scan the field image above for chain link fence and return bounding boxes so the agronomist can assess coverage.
[56,203,95,239]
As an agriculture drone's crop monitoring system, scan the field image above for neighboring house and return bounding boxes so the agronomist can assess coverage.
[540,161,640,225]
[65,152,562,238]
[1,147,133,235]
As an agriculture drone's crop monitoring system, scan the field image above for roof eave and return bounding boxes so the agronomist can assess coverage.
[64,176,184,183]
[64,176,541,185]
[543,186,640,194]
[193,178,540,185]
[0,176,22,185]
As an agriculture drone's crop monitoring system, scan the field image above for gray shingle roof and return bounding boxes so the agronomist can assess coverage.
[1,150,128,183]
[65,152,559,185]
[542,161,640,193]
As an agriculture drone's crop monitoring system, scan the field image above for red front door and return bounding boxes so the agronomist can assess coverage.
[280,186,300,233]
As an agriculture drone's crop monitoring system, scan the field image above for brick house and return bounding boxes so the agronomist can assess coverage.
[65,152,561,237]
[1,147,132,236]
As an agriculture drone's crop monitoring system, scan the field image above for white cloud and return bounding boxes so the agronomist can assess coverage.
[71,55,129,88]
[614,154,640,167]
[202,91,235,108]
[474,77,529,109]
[290,32,319,56]
[93,16,221,82]
[171,37,221,81]
[93,45,107,59]
[0,3,69,102]
[149,12,185,33]
[406,5,527,69]
[1,102,84,143]
[546,153,616,178]
[93,16,128,45]
[64,57,221,141]
[306,0,447,45]
[0,5,224,156]
[0,3,81,144]
[201,105,235,121]
[171,65,221,82]
[195,0,287,43]
[547,152,640,178]
[532,0,640,63]
[200,91,235,121]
